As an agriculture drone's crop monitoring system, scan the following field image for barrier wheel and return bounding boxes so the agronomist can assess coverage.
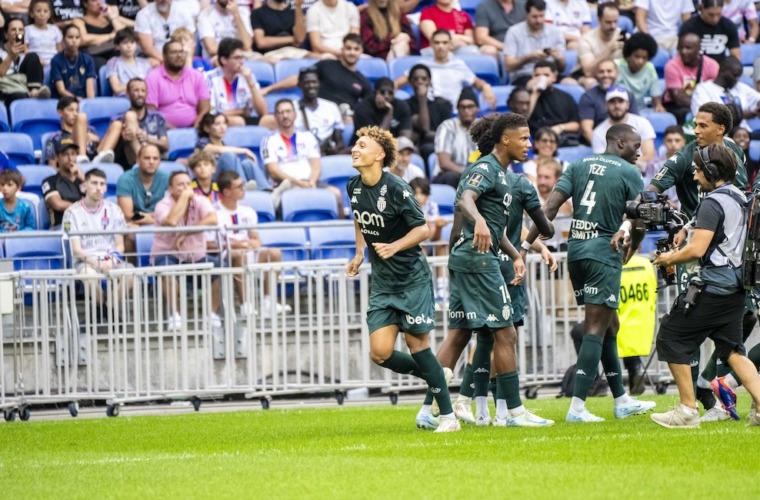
[4,410,16,422]
[192,398,201,412]
[19,407,30,421]
[525,387,539,400]
[68,402,79,418]
[260,397,270,410]
[656,382,669,395]
[106,404,120,417]
[336,391,345,405]
[389,393,398,405]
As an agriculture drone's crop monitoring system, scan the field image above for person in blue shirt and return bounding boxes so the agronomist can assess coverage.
[0,170,36,232]
[50,24,96,98]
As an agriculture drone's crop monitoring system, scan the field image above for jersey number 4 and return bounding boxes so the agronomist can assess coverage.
[580,180,597,215]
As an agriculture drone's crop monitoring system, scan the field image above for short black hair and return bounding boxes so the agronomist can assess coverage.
[409,177,430,196]
[374,77,394,91]
[297,66,319,84]
[218,37,244,60]
[719,55,743,76]
[663,125,685,138]
[526,0,546,12]
[84,168,106,181]
[490,113,529,146]
[431,28,452,40]
[62,23,80,38]
[275,99,295,114]
[606,123,637,144]
[507,87,529,106]
[114,27,137,46]
[217,169,241,192]
[57,95,78,110]
[409,63,431,79]
[597,1,618,19]
[698,102,733,133]
[702,0,725,8]
[126,77,145,92]
[623,32,658,60]
[162,39,182,57]
[343,33,363,48]
[534,59,557,73]
[168,170,190,186]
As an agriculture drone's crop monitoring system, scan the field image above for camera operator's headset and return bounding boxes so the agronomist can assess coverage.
[695,146,719,184]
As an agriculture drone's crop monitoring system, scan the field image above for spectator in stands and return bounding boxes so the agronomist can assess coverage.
[205,38,269,128]
[576,2,623,85]
[152,170,222,332]
[146,40,211,129]
[544,0,592,50]
[474,0,526,58]
[360,0,416,61]
[106,0,140,22]
[405,63,452,163]
[410,176,449,301]
[106,27,151,97]
[50,24,96,98]
[0,169,36,232]
[635,0,694,53]
[25,0,62,67]
[352,77,412,145]
[189,150,219,203]
[521,126,561,182]
[419,0,477,55]
[507,86,530,116]
[262,99,343,214]
[42,137,85,228]
[135,0,196,65]
[210,169,288,317]
[0,17,48,103]
[388,136,425,182]
[731,126,758,184]
[432,88,478,188]
[292,67,345,156]
[591,86,656,171]
[691,55,760,129]
[52,0,83,24]
[679,0,740,65]
[723,0,758,44]
[503,0,565,87]
[615,32,664,113]
[264,34,371,120]
[305,0,359,59]
[197,0,253,58]
[45,96,109,166]
[527,60,580,146]
[663,33,720,125]
[195,110,271,189]
[534,157,572,216]
[396,30,497,109]
[250,0,312,64]
[579,59,638,144]
[72,0,130,69]
[170,27,213,73]
[643,124,685,187]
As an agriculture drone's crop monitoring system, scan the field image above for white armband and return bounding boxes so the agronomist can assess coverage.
[618,220,632,238]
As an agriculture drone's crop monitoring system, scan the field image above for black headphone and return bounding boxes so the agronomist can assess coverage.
[696,146,719,184]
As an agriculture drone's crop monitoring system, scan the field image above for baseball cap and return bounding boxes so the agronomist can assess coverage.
[397,136,417,153]
[54,136,79,155]
[605,86,629,102]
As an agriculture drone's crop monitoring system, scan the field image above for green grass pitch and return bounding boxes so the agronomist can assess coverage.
[2,395,759,499]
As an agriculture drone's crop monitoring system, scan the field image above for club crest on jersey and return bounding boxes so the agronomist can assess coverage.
[468,173,484,187]
[654,167,667,181]
[377,196,386,212]
[502,305,511,321]
[380,184,388,196]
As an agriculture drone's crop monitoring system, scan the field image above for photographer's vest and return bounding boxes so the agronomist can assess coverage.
[699,183,747,294]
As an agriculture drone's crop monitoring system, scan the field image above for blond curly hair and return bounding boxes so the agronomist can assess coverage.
[355,126,397,169]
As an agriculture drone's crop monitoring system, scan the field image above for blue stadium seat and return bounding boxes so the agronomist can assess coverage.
[741,43,760,67]
[411,153,425,171]
[459,0,479,17]
[257,226,309,262]
[563,50,577,78]
[265,90,301,114]
[85,163,122,197]
[5,233,64,271]
[651,48,671,78]
[356,57,390,84]
[644,111,678,149]
[0,102,9,132]
[479,84,514,114]
[309,222,357,261]
[245,60,275,87]
[0,191,42,229]
[0,133,35,166]
[80,97,130,137]
[618,15,634,34]
[18,165,57,199]
[240,191,276,223]
[394,89,411,100]
[225,125,271,163]
[750,140,760,163]
[553,83,584,104]
[320,154,355,208]
[10,98,60,151]
[280,188,339,222]
[556,145,593,163]
[157,161,189,175]
[459,54,500,86]
[747,117,760,131]
[98,65,113,96]
[0,151,11,171]
[135,231,154,267]
[166,128,198,160]
[274,58,319,82]
[427,152,438,179]
[40,131,58,164]
[342,122,354,146]
[389,56,424,80]
[430,184,456,216]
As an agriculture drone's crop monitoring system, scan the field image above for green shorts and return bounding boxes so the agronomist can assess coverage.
[448,269,513,330]
[507,283,525,326]
[568,259,622,309]
[366,281,435,335]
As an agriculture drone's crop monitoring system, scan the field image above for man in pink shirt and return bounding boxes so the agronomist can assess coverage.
[151,170,221,331]
[145,40,211,129]
[663,32,720,124]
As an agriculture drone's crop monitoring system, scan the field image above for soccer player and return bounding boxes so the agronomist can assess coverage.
[346,125,460,433]
[526,123,657,422]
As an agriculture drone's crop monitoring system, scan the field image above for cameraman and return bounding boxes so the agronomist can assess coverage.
[651,144,760,428]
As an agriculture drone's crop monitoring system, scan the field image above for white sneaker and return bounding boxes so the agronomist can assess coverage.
[239,302,255,317]
[415,413,439,430]
[261,297,291,318]
[166,312,182,332]
[508,410,554,427]
[431,367,453,417]
[434,416,461,433]
[700,406,731,422]
[475,412,492,426]
[650,406,700,428]
[614,397,657,419]
[453,400,476,424]
[76,154,90,164]
[566,408,605,423]
[92,149,115,164]
[493,415,507,427]
[209,312,222,329]
[244,180,258,191]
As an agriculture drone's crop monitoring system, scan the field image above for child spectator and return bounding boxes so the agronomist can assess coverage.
[189,150,220,203]
[50,24,96,98]
[0,170,36,232]
[388,137,425,183]
[25,0,63,67]
[615,32,664,112]
[170,27,213,73]
[106,27,151,96]
[409,176,449,303]
[730,126,758,185]
[45,96,110,165]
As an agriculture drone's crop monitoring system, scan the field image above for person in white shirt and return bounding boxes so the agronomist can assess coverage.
[25,0,63,67]
[292,67,345,156]
[134,0,196,64]
[197,0,253,58]
[634,0,694,52]
[387,136,425,183]
[545,0,592,50]
[691,55,760,130]
[591,86,656,172]
[209,169,289,317]
[305,0,359,58]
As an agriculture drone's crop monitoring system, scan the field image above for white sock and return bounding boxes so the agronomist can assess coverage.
[680,404,699,416]
[570,396,586,413]
[724,374,739,390]
[509,404,526,417]
[419,404,432,416]
[475,396,488,416]
[696,375,712,390]
[496,399,508,419]
[456,395,472,404]
[614,393,632,405]
[441,412,455,420]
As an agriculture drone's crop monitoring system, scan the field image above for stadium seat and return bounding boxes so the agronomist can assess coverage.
[750,140,760,163]
[245,60,275,87]
[225,125,271,160]
[556,145,593,163]
[18,165,57,199]
[0,191,42,229]
[553,83,584,104]
[157,161,189,175]
[274,58,319,82]
[459,0,479,17]
[356,57,390,84]
[309,222,356,261]
[342,122,354,146]
[5,233,65,271]
[85,163,122,196]
[394,89,411,101]
[411,153,425,171]
[643,111,677,150]
[427,152,438,178]
[240,191,276,223]
[459,54,501,86]
[562,50,577,78]
[257,226,309,262]
[134,231,154,267]
[651,48,671,78]
[98,65,113,96]
[618,15,634,34]
[389,56,424,80]
[265,90,301,114]
[479,85,514,114]
[741,43,760,67]
[80,97,130,137]
[0,151,11,171]
[10,98,60,151]
[320,155,355,208]
[280,188,339,222]
[0,133,35,166]
[166,128,198,160]
[747,117,760,131]
[430,184,456,216]
[0,102,9,132]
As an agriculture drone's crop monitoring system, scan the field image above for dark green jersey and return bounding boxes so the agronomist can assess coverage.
[449,153,511,273]
[505,171,541,248]
[347,171,431,291]
[649,138,747,218]
[555,153,644,267]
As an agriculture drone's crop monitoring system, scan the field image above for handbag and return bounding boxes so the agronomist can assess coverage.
[0,73,28,96]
